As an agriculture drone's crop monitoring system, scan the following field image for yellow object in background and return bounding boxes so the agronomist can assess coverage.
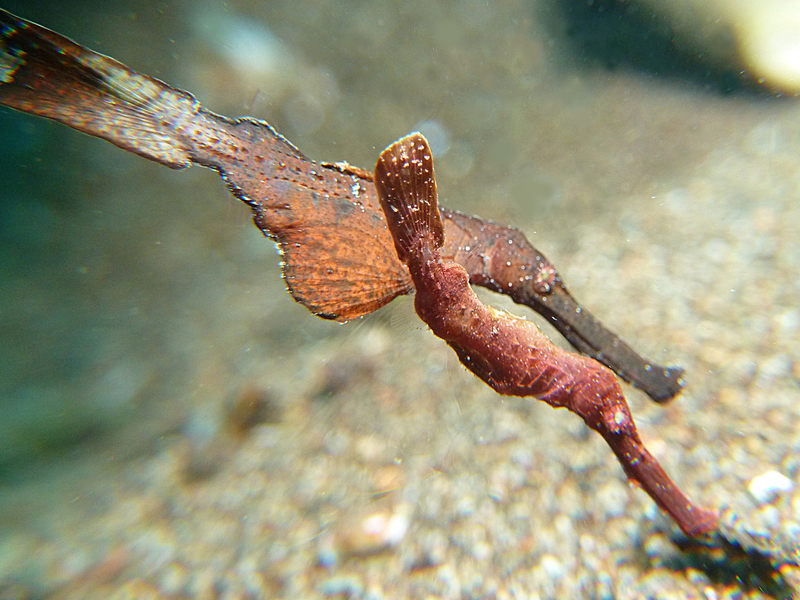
[636,0,800,93]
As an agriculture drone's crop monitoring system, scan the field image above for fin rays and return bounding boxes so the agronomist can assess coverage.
[374,133,444,262]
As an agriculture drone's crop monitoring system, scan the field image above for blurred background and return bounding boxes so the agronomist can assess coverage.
[1,0,799,597]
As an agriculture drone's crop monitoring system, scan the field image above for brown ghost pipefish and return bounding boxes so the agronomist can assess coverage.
[374,133,717,537]
[0,9,686,403]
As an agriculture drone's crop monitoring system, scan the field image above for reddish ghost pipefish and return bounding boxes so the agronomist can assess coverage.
[374,133,718,538]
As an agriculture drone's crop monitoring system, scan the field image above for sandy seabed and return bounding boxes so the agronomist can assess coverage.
[1,0,800,598]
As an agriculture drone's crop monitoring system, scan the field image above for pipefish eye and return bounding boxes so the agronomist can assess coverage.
[532,265,557,294]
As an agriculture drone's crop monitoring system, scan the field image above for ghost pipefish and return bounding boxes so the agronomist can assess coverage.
[374,133,718,537]
[0,8,682,403]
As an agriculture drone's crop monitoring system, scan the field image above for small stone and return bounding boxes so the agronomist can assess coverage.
[757,505,781,529]
[318,576,364,598]
[748,470,794,504]
[540,554,564,579]
[330,502,410,557]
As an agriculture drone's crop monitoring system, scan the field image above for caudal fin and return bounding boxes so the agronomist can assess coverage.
[0,9,196,169]
[374,133,444,263]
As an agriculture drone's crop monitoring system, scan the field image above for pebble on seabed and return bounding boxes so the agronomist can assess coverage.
[320,501,411,565]
[748,470,794,504]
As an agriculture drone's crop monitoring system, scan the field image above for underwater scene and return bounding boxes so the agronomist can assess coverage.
[1,0,800,597]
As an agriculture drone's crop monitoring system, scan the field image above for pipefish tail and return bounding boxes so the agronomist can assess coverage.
[0,8,684,402]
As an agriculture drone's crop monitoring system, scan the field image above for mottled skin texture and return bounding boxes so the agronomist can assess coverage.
[374,133,718,538]
[0,8,684,403]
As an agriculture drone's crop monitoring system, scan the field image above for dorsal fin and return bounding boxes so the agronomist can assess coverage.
[373,133,444,262]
